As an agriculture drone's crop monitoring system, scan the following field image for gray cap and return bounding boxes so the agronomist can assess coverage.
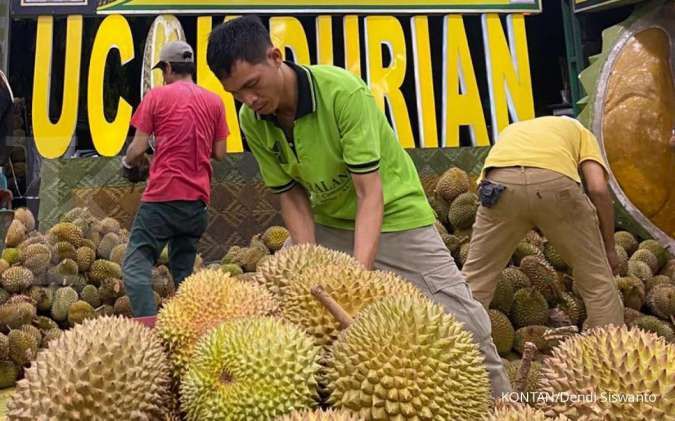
[152,41,194,69]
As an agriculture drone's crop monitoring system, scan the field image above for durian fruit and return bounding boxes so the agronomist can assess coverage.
[97,232,121,260]
[40,328,62,347]
[510,288,549,329]
[661,259,675,280]
[485,403,562,421]
[448,192,479,230]
[513,325,552,355]
[14,208,35,232]
[525,230,545,251]
[180,317,320,421]
[20,325,42,347]
[60,207,89,224]
[544,242,568,272]
[221,245,244,265]
[5,220,27,248]
[219,263,243,276]
[98,277,125,305]
[631,315,674,342]
[56,258,79,276]
[81,238,97,251]
[0,288,8,305]
[434,167,470,203]
[0,360,19,388]
[113,296,133,316]
[51,286,79,322]
[428,194,450,226]
[109,243,126,265]
[76,246,96,272]
[645,275,673,294]
[0,259,8,275]
[262,225,290,252]
[440,233,462,256]
[99,217,121,235]
[277,409,362,421]
[512,241,543,266]
[615,244,629,276]
[6,316,172,420]
[79,284,101,308]
[22,243,52,275]
[29,286,53,312]
[152,265,175,298]
[63,274,87,294]
[434,220,448,236]
[520,256,561,305]
[48,222,83,248]
[627,260,653,282]
[0,302,36,330]
[623,307,644,326]
[490,275,514,314]
[616,276,645,310]
[639,239,668,271]
[457,241,471,267]
[257,244,359,298]
[88,259,122,286]
[282,264,423,348]
[538,325,675,420]
[504,360,543,395]
[1,248,21,265]
[327,295,491,420]
[489,309,515,355]
[646,283,675,320]
[68,300,95,326]
[53,241,77,263]
[614,231,638,255]
[8,329,38,366]
[156,269,278,377]
[557,292,586,326]
[630,248,660,274]
[1,266,33,293]
[500,267,531,291]
[240,246,267,272]
[33,315,58,331]
[0,333,7,359]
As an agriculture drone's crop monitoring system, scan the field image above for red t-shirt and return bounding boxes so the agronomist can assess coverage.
[130,81,228,204]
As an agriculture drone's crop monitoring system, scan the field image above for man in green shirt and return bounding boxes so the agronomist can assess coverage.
[207,15,510,398]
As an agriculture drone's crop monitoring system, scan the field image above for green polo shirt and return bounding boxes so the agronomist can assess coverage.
[240,62,435,232]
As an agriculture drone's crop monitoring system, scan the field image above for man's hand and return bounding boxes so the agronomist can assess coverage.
[121,154,149,183]
[606,246,620,275]
[352,171,383,270]
[580,160,616,260]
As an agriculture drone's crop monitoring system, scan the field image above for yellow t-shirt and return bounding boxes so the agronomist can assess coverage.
[480,116,609,183]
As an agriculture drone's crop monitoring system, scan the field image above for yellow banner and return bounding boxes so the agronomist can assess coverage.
[98,0,541,13]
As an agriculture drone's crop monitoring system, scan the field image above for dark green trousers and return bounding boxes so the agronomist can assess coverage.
[122,200,208,317]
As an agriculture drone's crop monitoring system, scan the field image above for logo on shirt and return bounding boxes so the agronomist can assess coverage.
[305,172,351,204]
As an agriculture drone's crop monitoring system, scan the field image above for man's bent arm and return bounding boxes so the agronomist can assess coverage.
[212,139,227,161]
[124,130,150,166]
[280,184,316,245]
[352,171,383,270]
[581,160,618,272]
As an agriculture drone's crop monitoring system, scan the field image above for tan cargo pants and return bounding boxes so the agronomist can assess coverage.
[310,223,512,399]
[462,167,624,328]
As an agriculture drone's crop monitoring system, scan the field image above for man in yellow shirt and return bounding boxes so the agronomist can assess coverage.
[463,116,624,328]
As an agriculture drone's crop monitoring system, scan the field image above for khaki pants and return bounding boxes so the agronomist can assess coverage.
[462,167,624,328]
[311,223,512,399]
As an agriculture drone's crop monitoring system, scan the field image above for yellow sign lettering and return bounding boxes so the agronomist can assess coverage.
[87,15,134,157]
[443,14,489,147]
[32,15,82,159]
[197,16,243,152]
[270,16,310,64]
[316,16,334,65]
[343,15,361,78]
[411,16,438,148]
[482,13,534,139]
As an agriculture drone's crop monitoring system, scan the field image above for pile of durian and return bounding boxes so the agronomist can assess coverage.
[0,207,188,390]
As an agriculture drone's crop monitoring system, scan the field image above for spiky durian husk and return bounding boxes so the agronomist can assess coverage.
[485,404,567,421]
[276,409,363,421]
[48,222,83,248]
[257,244,359,298]
[282,264,423,348]
[326,295,491,420]
[262,225,290,252]
[538,325,675,420]
[434,167,470,203]
[7,315,172,420]
[180,317,320,421]
[156,269,278,377]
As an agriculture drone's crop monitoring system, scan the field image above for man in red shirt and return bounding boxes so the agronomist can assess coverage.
[122,41,229,317]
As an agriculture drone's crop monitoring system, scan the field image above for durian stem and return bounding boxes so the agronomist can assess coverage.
[310,285,353,329]
[515,342,537,394]
[544,326,578,343]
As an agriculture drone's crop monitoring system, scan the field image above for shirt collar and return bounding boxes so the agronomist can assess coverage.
[256,61,317,122]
